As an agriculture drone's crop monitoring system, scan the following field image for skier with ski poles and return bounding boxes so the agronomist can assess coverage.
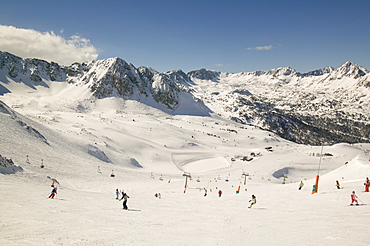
[350,191,359,206]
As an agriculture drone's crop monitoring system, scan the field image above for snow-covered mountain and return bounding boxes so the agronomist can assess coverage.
[1,51,370,245]
[0,51,369,145]
[188,62,370,145]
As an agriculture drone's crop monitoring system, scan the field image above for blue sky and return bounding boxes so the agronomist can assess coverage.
[1,0,369,73]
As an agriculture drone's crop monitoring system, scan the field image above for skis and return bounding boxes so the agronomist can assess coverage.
[122,208,141,212]
[349,204,367,206]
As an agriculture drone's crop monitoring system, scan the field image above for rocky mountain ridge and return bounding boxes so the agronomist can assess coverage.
[0,51,369,145]
[188,62,370,145]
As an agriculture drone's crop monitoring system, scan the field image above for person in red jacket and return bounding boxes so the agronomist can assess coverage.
[218,190,222,197]
[350,191,359,206]
[364,177,370,192]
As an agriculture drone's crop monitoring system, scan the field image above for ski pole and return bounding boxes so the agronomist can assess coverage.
[357,197,365,204]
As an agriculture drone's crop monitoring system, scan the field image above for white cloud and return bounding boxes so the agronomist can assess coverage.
[247,45,274,51]
[215,64,224,67]
[0,25,99,65]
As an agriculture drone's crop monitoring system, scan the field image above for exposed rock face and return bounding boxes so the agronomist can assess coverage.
[0,52,187,110]
[190,64,370,145]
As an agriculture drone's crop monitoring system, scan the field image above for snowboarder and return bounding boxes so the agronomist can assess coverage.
[335,180,341,189]
[120,191,130,210]
[248,195,256,208]
[48,187,57,199]
[364,177,370,192]
[350,191,359,206]
[218,190,223,197]
[115,189,120,199]
[204,188,208,197]
[298,181,304,190]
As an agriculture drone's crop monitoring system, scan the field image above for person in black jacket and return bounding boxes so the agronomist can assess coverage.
[120,191,130,210]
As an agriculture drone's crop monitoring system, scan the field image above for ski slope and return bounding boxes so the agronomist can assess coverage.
[1,79,370,246]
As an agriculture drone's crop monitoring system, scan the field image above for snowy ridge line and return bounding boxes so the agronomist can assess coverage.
[1,51,370,145]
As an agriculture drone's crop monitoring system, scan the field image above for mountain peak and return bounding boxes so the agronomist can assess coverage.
[265,67,298,77]
[187,69,221,82]
[333,61,367,79]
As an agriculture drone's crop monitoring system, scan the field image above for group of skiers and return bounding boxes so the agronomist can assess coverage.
[349,176,369,206]
[48,186,130,210]
[47,176,369,210]
[297,177,369,206]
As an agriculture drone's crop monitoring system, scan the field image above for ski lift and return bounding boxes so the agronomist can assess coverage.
[40,159,44,168]
[183,172,192,193]
[150,172,154,179]
[241,172,250,185]
[110,170,115,177]
[183,172,191,178]
[196,177,200,182]
[159,175,163,181]
[282,173,288,184]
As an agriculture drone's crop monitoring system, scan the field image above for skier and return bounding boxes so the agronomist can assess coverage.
[335,180,341,189]
[218,190,223,197]
[120,190,130,210]
[298,181,304,190]
[115,189,120,199]
[204,188,208,197]
[48,187,57,199]
[364,177,370,192]
[350,191,359,206]
[248,195,256,208]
